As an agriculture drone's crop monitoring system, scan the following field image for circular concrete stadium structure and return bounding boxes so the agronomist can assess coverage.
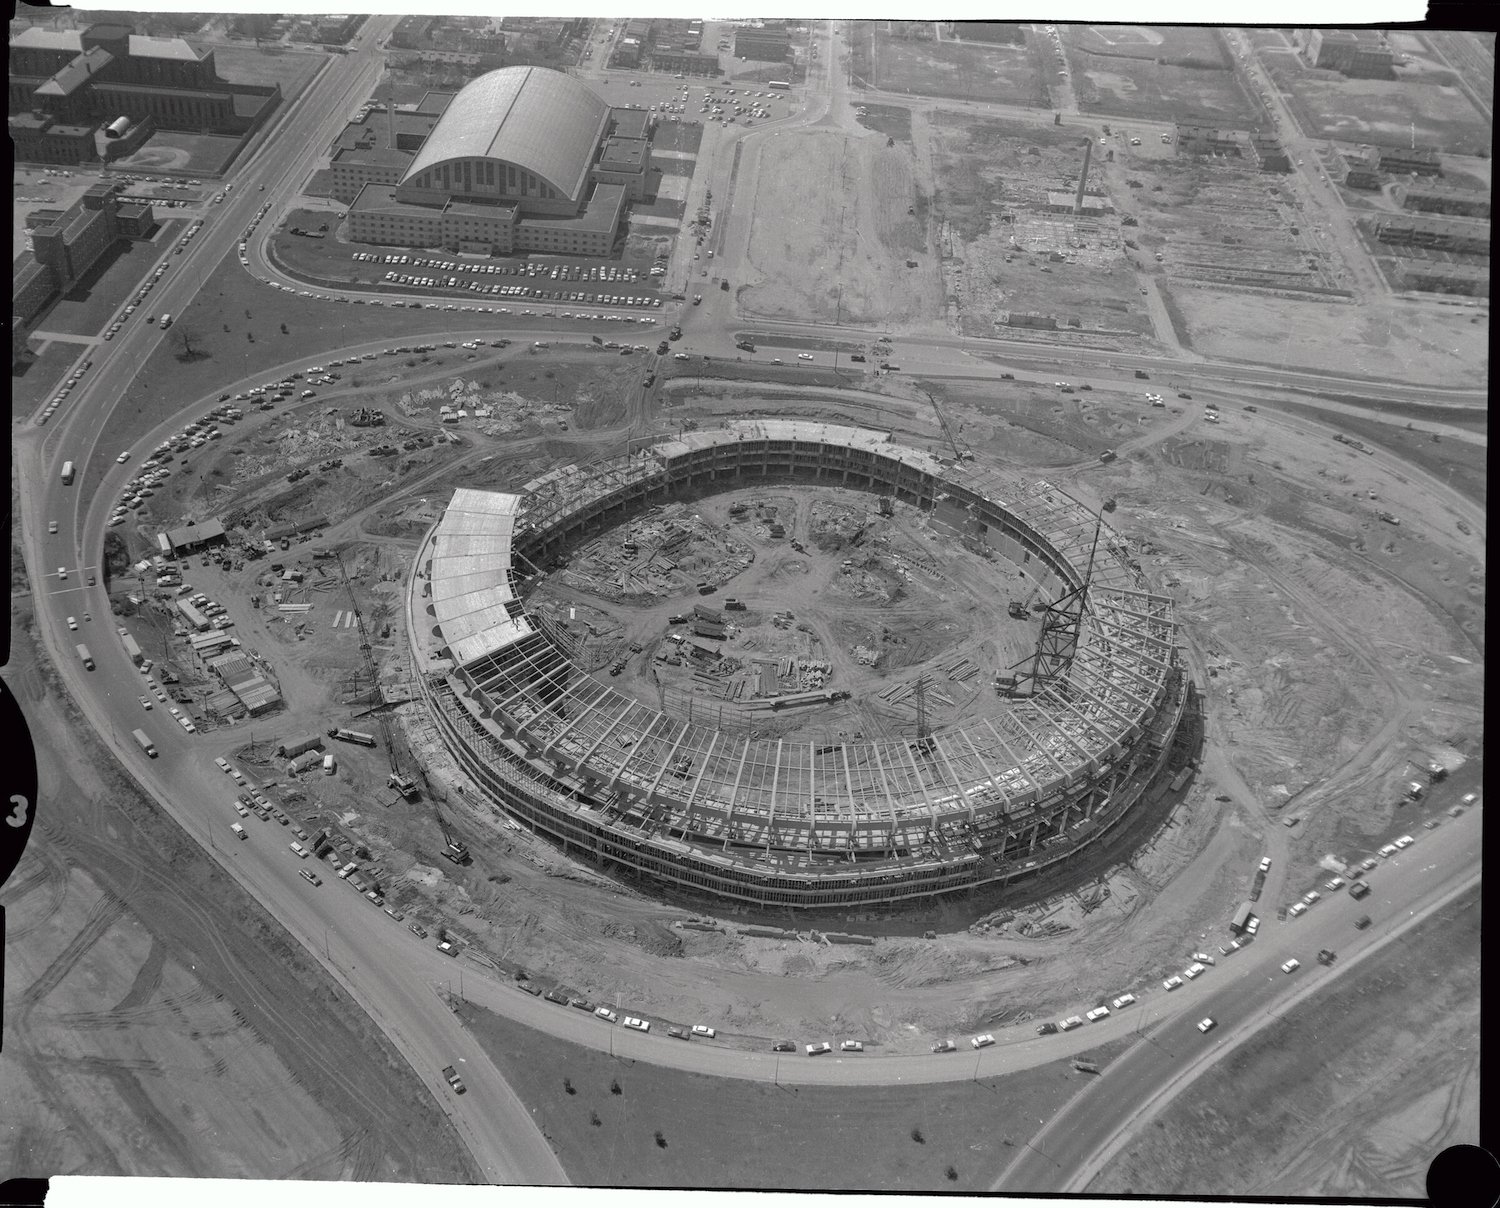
[407,421,1189,910]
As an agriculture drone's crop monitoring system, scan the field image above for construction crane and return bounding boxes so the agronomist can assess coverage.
[924,391,972,464]
[333,551,420,801]
[436,814,471,864]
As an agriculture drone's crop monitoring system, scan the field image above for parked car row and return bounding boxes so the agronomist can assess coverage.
[36,356,93,424]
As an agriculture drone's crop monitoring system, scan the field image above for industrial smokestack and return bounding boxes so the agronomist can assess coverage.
[1074,137,1093,214]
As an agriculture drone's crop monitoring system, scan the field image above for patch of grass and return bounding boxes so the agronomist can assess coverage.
[10,339,78,419]
[1090,884,1481,1196]
[451,994,1134,1190]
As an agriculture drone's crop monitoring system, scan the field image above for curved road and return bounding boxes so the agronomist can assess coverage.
[14,16,1487,1192]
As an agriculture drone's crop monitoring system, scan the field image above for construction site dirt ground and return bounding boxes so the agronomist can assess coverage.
[1089,882,1481,1198]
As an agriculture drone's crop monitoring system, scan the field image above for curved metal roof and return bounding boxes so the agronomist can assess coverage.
[402,66,608,202]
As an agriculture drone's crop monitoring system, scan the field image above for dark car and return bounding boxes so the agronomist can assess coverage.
[1355,915,1372,929]
[772,1040,796,1052]
[518,980,542,996]
[1035,1022,1059,1035]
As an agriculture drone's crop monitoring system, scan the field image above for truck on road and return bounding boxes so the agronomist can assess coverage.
[1230,901,1254,934]
[132,728,157,758]
[76,643,95,670]
[121,633,144,665]
[326,727,377,746]
[441,1065,466,1093]
[61,461,75,485]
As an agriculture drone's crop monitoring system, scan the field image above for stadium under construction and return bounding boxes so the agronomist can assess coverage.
[406,421,1190,910]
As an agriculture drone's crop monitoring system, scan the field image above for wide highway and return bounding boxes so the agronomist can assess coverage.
[14,17,1485,1190]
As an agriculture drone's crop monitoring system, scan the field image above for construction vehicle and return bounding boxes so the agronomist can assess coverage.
[924,390,973,463]
[335,551,421,801]
[1007,601,1030,620]
[327,726,378,746]
[437,816,471,864]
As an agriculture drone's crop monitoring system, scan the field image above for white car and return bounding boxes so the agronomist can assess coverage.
[1394,835,1415,849]
[1059,1016,1085,1031]
[1184,962,1207,979]
[623,1016,650,1032]
[1246,916,1261,935]
[1302,891,1321,905]
[1325,876,1345,891]
[1163,975,1184,991]
[691,1025,716,1038]
[117,452,130,463]
[66,616,78,630]
[1085,1006,1111,1022]
[1258,857,1272,872]
[215,757,231,772]
[839,1040,864,1052]
[797,352,814,361]
[1191,953,1216,966]
[1288,902,1308,918]
[1110,994,1137,1010]
[1282,959,1301,974]
[594,1007,619,1023]
[58,566,67,580]
[1197,1017,1217,1034]
[1379,843,1399,858]
[138,695,152,710]
[806,1041,833,1055]
[970,1034,995,1049]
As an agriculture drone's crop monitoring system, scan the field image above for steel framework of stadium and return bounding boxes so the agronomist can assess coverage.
[407,421,1188,909]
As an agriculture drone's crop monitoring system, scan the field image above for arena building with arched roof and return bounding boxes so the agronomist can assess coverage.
[342,66,651,257]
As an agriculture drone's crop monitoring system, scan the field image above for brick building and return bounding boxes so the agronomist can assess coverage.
[14,183,154,324]
[9,21,280,163]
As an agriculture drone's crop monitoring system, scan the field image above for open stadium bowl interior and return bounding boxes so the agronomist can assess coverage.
[407,421,1187,910]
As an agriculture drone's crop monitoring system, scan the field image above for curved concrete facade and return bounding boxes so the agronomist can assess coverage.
[408,422,1189,910]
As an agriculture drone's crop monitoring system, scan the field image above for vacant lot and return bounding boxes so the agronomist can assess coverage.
[212,44,327,102]
[454,993,1133,1190]
[1167,287,1489,388]
[859,27,1047,106]
[1064,27,1256,125]
[739,129,941,328]
[1261,56,1490,155]
[1090,883,1480,1197]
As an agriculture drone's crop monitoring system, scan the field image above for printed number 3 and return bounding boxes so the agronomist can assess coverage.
[6,795,29,828]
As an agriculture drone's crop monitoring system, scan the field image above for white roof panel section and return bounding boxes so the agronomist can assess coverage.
[402,66,609,203]
[432,489,528,664]
[450,616,534,666]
